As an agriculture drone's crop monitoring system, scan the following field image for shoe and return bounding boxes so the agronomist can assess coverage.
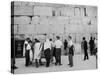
[40,63,44,66]
[46,65,49,67]
[87,58,89,60]
[68,63,71,65]
[70,65,73,67]
[30,62,32,65]
[84,59,86,61]
[55,63,57,66]
[59,64,62,66]
[11,66,18,69]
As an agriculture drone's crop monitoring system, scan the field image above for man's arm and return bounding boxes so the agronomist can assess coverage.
[25,44,27,50]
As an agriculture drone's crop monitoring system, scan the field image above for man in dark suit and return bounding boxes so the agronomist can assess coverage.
[83,37,89,60]
[89,37,94,56]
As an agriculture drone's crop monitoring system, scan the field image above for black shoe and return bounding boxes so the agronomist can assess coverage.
[30,62,32,65]
[11,66,18,69]
[84,58,86,61]
[46,65,49,67]
[87,58,89,60]
[55,63,57,66]
[68,63,71,65]
[59,64,62,66]
[36,64,39,68]
[70,65,73,67]
[39,61,43,65]
[25,65,28,67]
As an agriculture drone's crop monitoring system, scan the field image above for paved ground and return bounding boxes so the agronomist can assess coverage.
[14,54,97,74]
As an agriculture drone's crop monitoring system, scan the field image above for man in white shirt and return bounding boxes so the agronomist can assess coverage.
[54,36,63,66]
[25,40,31,67]
[23,38,30,57]
[44,39,51,67]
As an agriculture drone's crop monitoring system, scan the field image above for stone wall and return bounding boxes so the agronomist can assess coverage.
[11,1,97,43]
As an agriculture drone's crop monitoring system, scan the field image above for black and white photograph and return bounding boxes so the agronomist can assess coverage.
[11,1,98,74]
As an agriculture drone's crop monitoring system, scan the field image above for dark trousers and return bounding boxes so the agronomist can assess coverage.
[35,59,39,68]
[53,47,56,61]
[90,47,94,55]
[55,48,61,65]
[84,50,89,60]
[64,48,68,55]
[50,47,54,62]
[68,54,73,67]
[44,48,51,67]
[93,48,97,55]
[25,50,30,66]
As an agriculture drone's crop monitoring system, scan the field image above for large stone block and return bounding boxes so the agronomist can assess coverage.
[70,16,82,25]
[82,17,91,25]
[49,16,69,25]
[53,8,61,16]
[74,7,81,16]
[18,24,28,34]
[61,7,74,17]
[89,24,97,33]
[13,1,22,6]
[14,5,33,16]
[51,23,64,34]
[91,17,97,25]
[39,16,49,25]
[34,6,52,16]
[31,16,40,25]
[26,25,35,34]
[12,25,18,34]
[86,6,97,17]
[80,7,85,17]
[13,16,31,25]
[35,24,49,34]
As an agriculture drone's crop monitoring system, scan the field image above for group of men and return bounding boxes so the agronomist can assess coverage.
[23,35,74,68]
[23,35,97,68]
[81,37,97,61]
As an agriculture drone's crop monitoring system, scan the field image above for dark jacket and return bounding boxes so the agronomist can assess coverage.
[89,40,94,48]
[83,40,88,50]
[69,45,74,55]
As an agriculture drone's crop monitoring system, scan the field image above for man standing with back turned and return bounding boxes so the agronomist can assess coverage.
[54,36,63,66]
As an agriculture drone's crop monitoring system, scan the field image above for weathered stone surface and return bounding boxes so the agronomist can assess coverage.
[86,6,97,17]
[12,2,97,43]
[34,6,52,16]
[14,6,34,16]
[13,16,31,25]
[61,7,74,17]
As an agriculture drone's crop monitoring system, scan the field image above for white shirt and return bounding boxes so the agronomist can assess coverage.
[44,39,51,50]
[26,44,31,50]
[68,40,73,47]
[23,40,28,56]
[54,40,63,48]
[25,41,28,45]
[94,39,97,48]
[50,41,54,47]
